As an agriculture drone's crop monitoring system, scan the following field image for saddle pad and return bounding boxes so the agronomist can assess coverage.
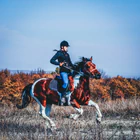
[49,79,58,91]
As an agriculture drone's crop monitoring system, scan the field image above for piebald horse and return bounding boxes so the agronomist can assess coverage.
[17,57,102,130]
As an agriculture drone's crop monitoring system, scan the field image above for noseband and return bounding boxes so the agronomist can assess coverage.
[83,61,98,78]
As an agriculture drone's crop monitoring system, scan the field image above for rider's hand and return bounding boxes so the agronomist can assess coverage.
[59,62,65,67]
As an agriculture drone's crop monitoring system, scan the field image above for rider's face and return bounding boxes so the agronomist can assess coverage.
[62,46,68,52]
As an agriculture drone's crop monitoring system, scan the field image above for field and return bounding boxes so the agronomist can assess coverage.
[0,98,140,140]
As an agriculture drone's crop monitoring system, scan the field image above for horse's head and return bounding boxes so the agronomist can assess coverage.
[75,56,101,79]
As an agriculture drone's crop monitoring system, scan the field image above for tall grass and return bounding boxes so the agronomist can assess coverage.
[0,98,140,140]
[98,98,140,117]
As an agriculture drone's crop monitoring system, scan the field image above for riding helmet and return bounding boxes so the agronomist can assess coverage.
[60,40,70,47]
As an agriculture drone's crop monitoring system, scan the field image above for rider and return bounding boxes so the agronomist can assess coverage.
[50,40,74,106]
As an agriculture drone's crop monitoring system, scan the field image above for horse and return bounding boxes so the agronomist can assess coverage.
[16,56,102,130]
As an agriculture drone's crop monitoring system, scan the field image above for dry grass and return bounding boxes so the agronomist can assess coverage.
[98,98,140,117]
[0,98,140,140]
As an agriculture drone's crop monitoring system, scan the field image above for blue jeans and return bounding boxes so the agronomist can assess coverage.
[60,72,69,90]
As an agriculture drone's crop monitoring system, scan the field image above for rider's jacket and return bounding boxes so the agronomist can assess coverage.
[50,50,74,73]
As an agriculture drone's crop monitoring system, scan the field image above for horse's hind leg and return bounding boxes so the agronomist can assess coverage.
[41,105,56,130]
[30,93,43,115]
[39,103,51,116]
[30,94,56,129]
[88,100,102,123]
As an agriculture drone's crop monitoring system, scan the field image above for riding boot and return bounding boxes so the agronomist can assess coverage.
[58,87,66,106]
[58,96,62,106]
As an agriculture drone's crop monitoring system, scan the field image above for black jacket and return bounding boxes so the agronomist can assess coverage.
[50,50,74,73]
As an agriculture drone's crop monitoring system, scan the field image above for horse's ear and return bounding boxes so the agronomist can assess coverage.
[90,56,93,61]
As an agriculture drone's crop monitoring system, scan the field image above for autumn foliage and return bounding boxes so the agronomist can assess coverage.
[90,76,140,100]
[0,69,54,103]
[0,69,140,103]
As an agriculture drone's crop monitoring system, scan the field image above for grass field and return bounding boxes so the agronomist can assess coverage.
[0,98,140,140]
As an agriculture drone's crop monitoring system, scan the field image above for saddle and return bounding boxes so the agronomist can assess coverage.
[49,75,73,93]
[49,75,80,106]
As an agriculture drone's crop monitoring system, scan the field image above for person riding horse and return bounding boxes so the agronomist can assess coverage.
[50,40,75,106]
[17,55,103,128]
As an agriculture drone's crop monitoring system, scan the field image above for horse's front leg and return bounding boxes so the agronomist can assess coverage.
[69,107,83,120]
[88,100,102,123]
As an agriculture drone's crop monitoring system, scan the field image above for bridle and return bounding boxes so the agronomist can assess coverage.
[83,61,97,78]
[63,60,100,78]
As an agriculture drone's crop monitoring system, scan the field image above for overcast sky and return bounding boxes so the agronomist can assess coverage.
[0,0,140,78]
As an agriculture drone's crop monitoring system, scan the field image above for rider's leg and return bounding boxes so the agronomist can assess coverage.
[60,72,69,105]
[60,72,69,92]
[88,100,102,122]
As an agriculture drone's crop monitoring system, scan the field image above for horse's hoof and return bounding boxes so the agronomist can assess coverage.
[39,111,42,116]
[69,114,80,120]
[51,127,57,135]
[96,117,101,124]
[46,127,57,136]
[51,126,57,130]
[69,114,75,119]
[46,128,53,136]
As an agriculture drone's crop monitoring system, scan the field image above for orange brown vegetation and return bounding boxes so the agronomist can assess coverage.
[0,69,54,103]
[0,69,140,103]
[90,76,140,101]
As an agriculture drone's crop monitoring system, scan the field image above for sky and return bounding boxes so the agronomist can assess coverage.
[0,0,140,78]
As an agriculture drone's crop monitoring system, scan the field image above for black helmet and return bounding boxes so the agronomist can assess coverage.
[60,40,70,47]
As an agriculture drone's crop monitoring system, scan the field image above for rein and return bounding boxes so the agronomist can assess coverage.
[63,65,92,78]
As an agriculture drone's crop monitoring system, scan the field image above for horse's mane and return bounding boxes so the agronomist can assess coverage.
[74,57,91,71]
[74,57,90,65]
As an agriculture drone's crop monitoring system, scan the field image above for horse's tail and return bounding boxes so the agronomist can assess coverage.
[16,83,33,109]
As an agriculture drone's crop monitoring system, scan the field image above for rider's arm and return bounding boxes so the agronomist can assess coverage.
[50,51,61,65]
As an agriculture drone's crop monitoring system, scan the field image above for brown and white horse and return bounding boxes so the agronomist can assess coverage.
[17,57,102,130]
